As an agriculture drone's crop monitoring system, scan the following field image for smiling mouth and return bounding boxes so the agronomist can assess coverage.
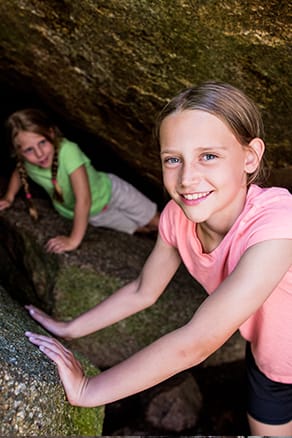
[182,191,211,200]
[39,157,49,165]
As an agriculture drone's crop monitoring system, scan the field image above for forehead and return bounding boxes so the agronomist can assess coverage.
[159,110,236,146]
[15,131,43,148]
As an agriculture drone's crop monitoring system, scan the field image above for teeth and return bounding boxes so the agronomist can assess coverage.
[183,191,210,200]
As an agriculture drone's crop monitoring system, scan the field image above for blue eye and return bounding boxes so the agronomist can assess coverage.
[203,153,216,161]
[39,139,47,146]
[165,157,180,164]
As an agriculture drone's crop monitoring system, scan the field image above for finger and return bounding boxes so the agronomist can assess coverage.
[25,331,58,345]
[25,305,50,323]
[25,332,81,377]
[52,246,66,254]
[25,332,72,355]
[37,340,71,367]
[45,242,57,252]
[25,304,43,315]
[25,332,70,360]
[46,241,65,254]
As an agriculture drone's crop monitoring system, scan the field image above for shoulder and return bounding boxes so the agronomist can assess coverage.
[247,184,292,205]
[59,138,83,157]
[59,138,90,171]
[245,184,292,218]
[240,184,292,244]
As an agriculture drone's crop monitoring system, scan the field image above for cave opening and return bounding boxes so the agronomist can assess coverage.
[0,77,165,210]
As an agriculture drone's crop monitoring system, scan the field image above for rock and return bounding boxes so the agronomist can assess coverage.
[0,192,247,435]
[0,216,58,312]
[0,285,104,436]
[0,1,291,193]
[0,195,246,370]
[145,372,203,432]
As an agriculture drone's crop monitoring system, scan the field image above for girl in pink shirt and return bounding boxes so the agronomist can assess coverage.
[24,82,292,435]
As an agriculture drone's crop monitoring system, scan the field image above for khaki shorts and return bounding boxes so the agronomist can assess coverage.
[89,173,157,234]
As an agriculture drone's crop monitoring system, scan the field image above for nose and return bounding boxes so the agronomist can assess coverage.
[180,162,201,187]
[34,146,44,159]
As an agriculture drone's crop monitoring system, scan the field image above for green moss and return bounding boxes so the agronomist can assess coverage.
[64,354,104,436]
[0,285,104,436]
[54,266,122,318]
[53,265,199,368]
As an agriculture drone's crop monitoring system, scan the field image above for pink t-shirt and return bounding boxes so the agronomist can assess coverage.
[159,184,292,383]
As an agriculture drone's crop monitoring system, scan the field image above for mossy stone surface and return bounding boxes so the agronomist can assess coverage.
[0,285,104,436]
[0,0,291,192]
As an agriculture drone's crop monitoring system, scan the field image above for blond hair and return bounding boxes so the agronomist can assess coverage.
[155,81,266,185]
[6,108,64,220]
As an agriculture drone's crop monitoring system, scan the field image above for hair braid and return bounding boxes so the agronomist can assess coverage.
[51,145,64,203]
[16,160,38,220]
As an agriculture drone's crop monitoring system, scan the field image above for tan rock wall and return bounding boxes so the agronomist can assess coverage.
[0,0,291,191]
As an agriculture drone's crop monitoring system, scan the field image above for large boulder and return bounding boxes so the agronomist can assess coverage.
[0,216,58,312]
[0,192,246,434]
[0,195,245,371]
[0,285,104,436]
[0,0,291,194]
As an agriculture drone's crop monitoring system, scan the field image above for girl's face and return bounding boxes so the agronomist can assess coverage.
[15,131,55,169]
[160,110,259,233]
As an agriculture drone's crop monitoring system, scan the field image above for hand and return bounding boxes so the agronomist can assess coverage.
[25,304,72,339]
[25,331,88,406]
[0,198,12,211]
[45,235,80,253]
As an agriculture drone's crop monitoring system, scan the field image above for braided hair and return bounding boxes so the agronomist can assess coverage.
[6,108,64,220]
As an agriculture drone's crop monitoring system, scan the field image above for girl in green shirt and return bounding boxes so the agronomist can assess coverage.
[0,108,159,253]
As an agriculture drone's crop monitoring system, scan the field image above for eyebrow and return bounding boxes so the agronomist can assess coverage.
[160,145,228,155]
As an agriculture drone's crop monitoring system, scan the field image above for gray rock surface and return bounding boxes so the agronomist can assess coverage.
[145,372,203,432]
[0,285,104,436]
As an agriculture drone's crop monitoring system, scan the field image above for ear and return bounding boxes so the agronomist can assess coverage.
[244,138,265,174]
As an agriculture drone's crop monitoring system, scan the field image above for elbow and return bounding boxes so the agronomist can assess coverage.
[177,327,219,369]
[132,278,160,310]
[144,292,160,308]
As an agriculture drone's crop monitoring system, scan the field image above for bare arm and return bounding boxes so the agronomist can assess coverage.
[0,169,21,210]
[27,235,182,338]
[26,238,292,407]
[46,165,91,253]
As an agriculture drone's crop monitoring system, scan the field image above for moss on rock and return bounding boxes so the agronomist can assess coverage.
[0,285,104,436]
[54,265,206,367]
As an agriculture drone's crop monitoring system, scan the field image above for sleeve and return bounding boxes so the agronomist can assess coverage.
[246,191,292,249]
[60,140,90,175]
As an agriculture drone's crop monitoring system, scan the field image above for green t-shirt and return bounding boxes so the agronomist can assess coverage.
[25,138,112,219]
